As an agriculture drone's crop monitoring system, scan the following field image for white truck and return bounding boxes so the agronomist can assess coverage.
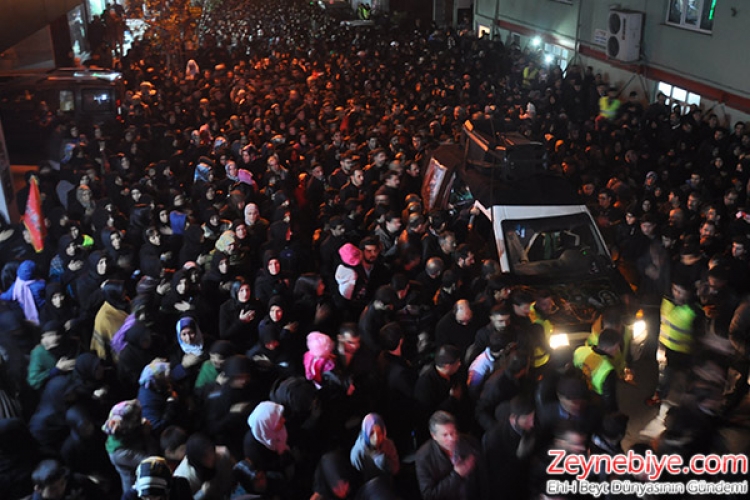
[422,119,647,356]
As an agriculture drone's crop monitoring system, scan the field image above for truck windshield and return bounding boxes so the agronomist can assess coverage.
[502,213,609,277]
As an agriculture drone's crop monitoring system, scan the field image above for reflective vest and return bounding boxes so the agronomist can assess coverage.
[529,303,552,368]
[598,96,621,120]
[522,67,539,89]
[659,298,696,354]
[533,346,550,368]
[573,345,614,395]
[586,320,629,376]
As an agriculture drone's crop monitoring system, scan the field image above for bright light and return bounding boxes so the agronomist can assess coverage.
[549,333,570,349]
[632,319,648,344]
[531,36,542,47]
[544,54,554,64]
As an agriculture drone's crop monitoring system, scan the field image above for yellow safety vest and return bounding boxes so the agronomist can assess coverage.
[529,303,552,368]
[599,96,621,120]
[522,67,539,89]
[586,320,629,376]
[659,298,696,354]
[573,345,614,395]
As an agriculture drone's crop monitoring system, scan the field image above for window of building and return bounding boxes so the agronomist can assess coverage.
[666,0,717,33]
[657,81,701,114]
[543,43,570,72]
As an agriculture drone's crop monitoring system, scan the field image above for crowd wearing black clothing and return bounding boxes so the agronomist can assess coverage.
[1,0,750,498]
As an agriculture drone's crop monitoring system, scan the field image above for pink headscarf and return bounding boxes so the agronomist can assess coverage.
[303,332,335,387]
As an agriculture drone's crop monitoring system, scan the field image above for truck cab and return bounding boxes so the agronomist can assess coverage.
[423,119,646,356]
[0,67,123,162]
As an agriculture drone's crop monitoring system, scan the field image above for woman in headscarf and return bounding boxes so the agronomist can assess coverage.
[176,225,204,270]
[254,250,291,305]
[312,450,356,500]
[48,234,86,288]
[169,316,207,401]
[202,207,230,245]
[91,280,130,361]
[293,273,335,336]
[102,399,157,493]
[127,203,154,249]
[333,243,362,313]
[0,259,45,324]
[349,413,400,482]
[101,226,136,277]
[161,268,198,316]
[213,228,237,259]
[137,360,179,437]
[230,218,254,277]
[116,301,158,396]
[219,278,263,351]
[103,172,129,213]
[200,250,233,306]
[242,401,295,497]
[91,198,116,248]
[46,205,69,241]
[39,282,79,333]
[194,183,223,222]
[68,183,97,225]
[74,251,109,321]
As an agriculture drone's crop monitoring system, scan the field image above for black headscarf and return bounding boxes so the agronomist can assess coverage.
[313,450,355,499]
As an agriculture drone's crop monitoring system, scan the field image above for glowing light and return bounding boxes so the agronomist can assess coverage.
[531,36,542,47]
[544,54,554,64]
[549,333,570,349]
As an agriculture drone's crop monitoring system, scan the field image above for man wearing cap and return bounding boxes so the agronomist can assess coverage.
[646,277,704,406]
[123,456,192,500]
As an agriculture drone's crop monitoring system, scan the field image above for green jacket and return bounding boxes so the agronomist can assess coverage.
[27,344,57,390]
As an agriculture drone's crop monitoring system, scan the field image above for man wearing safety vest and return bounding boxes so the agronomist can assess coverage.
[586,306,634,383]
[529,291,555,372]
[646,277,704,406]
[599,86,621,120]
[521,60,540,90]
[574,329,621,413]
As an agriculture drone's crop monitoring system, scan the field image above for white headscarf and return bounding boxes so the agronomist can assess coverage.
[247,401,289,454]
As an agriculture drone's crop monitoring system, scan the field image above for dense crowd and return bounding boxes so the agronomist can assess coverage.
[1,0,750,499]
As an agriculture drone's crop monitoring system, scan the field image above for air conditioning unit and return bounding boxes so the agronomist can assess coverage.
[607,9,643,63]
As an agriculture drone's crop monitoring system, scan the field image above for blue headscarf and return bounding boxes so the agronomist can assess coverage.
[175,316,204,356]
[361,413,386,447]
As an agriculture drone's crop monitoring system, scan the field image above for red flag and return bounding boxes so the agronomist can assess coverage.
[23,175,45,253]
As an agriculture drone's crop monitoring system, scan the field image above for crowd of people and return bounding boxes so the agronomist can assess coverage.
[1,0,750,498]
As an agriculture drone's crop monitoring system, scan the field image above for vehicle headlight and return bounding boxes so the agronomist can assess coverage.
[632,319,648,344]
[549,333,570,349]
